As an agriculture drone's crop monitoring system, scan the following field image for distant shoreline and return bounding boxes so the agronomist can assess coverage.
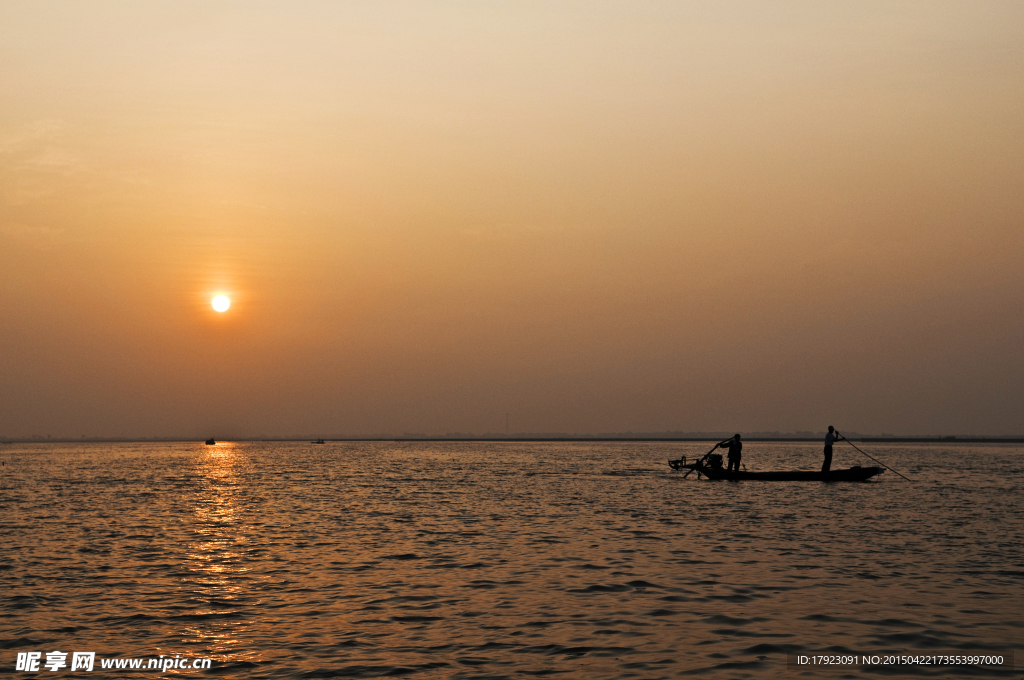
[3,437,1023,444]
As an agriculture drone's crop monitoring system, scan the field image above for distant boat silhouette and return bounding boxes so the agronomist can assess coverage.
[669,455,883,482]
[311,438,325,444]
[205,438,216,445]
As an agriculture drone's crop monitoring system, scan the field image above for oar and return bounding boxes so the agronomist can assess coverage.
[836,430,911,482]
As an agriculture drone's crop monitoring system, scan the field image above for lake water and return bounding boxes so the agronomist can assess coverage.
[1,441,1021,677]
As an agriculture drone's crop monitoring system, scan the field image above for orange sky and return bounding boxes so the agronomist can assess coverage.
[2,2,1022,438]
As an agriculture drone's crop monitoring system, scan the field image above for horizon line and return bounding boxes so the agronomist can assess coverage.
[3,435,1024,444]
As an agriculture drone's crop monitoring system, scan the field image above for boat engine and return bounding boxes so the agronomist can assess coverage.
[706,453,724,469]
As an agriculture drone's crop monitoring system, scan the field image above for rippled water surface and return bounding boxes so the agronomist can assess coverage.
[2,441,1021,677]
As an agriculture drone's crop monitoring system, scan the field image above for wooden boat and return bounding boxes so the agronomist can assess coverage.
[669,457,883,482]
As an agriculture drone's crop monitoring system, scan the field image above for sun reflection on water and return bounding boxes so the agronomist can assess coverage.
[179,442,262,664]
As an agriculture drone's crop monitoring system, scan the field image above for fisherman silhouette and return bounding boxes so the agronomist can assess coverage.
[722,434,742,472]
[822,426,844,473]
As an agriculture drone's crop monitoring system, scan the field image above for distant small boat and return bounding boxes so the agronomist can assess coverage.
[205,438,216,445]
[669,456,883,482]
[311,438,325,444]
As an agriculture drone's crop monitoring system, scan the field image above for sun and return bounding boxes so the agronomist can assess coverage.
[212,295,231,312]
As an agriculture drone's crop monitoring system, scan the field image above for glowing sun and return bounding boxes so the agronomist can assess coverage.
[212,295,231,312]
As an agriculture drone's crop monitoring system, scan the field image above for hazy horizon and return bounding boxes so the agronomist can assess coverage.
[5,429,1022,443]
[3,1,1023,439]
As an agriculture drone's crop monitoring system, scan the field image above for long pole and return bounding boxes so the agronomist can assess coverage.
[837,431,911,482]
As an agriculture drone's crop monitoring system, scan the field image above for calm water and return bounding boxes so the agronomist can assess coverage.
[1,441,1021,678]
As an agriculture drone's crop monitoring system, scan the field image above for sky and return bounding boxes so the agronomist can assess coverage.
[1,1,1022,439]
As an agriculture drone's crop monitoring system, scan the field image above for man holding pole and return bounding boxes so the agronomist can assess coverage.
[723,433,742,472]
[822,426,844,473]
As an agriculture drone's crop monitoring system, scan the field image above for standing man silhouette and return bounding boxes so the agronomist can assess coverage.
[822,426,843,473]
[723,434,742,472]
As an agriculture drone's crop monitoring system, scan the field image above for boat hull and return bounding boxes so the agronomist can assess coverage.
[669,461,884,482]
